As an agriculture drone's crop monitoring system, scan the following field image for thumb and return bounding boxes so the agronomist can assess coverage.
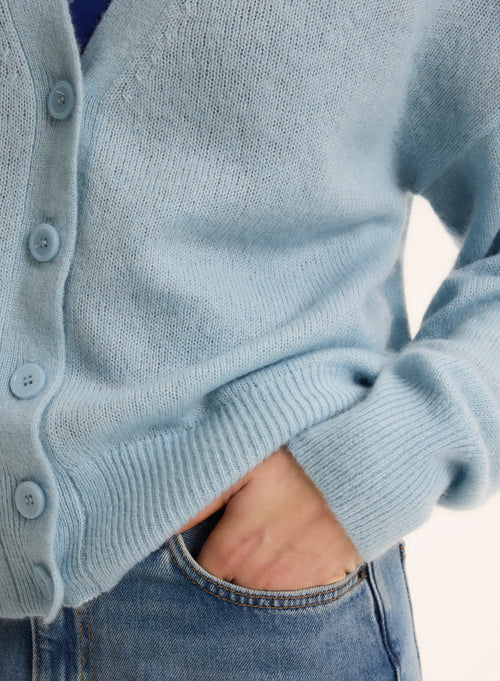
[175,475,250,534]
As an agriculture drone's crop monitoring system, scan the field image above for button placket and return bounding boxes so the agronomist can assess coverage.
[10,362,47,399]
[16,76,79,609]
[29,223,61,262]
[2,0,81,615]
[14,481,46,519]
[33,565,54,600]
[47,80,75,120]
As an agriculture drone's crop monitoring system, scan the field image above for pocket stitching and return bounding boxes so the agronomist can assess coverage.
[367,560,401,676]
[172,534,361,597]
[167,534,367,609]
[398,543,423,674]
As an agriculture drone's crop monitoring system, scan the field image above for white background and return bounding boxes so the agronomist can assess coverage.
[402,195,500,681]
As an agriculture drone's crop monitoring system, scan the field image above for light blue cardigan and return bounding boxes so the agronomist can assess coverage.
[1,0,498,622]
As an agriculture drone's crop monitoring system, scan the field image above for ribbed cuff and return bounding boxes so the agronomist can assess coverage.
[285,365,479,563]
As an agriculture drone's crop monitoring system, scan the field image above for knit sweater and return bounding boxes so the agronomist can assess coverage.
[0,0,498,623]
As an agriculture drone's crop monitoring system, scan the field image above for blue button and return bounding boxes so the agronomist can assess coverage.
[14,481,46,519]
[10,363,46,399]
[47,80,75,119]
[29,223,61,262]
[33,565,54,600]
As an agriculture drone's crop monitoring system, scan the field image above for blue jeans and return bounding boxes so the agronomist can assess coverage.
[0,507,422,680]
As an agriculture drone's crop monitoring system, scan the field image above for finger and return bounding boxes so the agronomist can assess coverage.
[175,472,253,534]
[176,494,228,534]
[195,524,235,583]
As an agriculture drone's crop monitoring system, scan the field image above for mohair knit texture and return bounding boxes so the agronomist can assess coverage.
[0,0,498,623]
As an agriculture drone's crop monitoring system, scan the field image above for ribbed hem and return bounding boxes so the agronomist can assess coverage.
[5,345,495,623]
[47,355,377,619]
[286,359,490,563]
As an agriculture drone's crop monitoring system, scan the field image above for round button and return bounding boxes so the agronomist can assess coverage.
[47,80,75,119]
[29,223,60,262]
[14,481,46,519]
[9,363,46,399]
[33,565,54,600]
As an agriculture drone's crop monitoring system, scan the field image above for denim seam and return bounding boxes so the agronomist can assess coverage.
[170,534,365,599]
[32,617,40,681]
[86,604,95,681]
[398,546,423,675]
[166,541,366,610]
[76,609,85,678]
[366,562,401,680]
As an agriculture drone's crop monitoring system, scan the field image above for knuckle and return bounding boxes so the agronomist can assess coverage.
[223,533,259,569]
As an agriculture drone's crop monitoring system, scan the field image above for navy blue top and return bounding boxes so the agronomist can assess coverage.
[67,0,114,54]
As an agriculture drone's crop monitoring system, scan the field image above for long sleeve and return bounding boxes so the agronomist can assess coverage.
[285,2,500,563]
[2,0,498,621]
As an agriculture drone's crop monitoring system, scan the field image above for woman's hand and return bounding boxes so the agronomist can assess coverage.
[177,446,365,591]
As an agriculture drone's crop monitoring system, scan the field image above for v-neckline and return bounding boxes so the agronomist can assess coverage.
[79,0,174,88]
[9,0,177,99]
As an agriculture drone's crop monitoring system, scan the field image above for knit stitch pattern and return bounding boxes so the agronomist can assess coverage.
[0,0,498,622]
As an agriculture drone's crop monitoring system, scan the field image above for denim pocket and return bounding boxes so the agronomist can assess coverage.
[90,508,406,680]
[165,507,367,611]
